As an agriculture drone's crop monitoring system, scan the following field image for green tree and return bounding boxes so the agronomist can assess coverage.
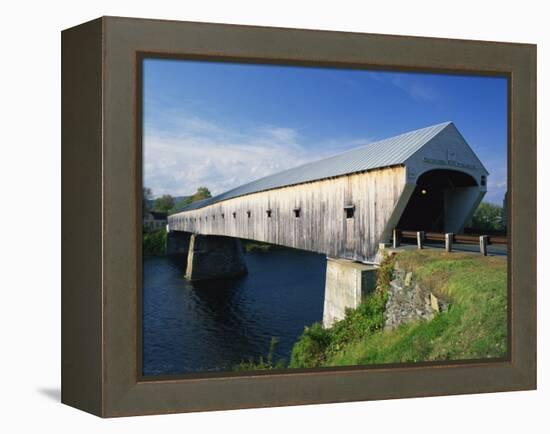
[143,187,153,214]
[195,186,211,199]
[154,194,175,212]
[172,186,212,212]
[185,186,212,205]
[470,202,504,231]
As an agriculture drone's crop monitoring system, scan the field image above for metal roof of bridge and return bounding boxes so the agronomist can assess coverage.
[178,121,454,211]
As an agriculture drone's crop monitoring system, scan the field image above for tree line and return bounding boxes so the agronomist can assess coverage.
[469,202,506,231]
[143,186,212,215]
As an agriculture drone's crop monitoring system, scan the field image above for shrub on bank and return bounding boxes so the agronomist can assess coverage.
[143,229,167,256]
[289,254,394,368]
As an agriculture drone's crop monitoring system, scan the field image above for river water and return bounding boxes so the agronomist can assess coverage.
[142,249,326,376]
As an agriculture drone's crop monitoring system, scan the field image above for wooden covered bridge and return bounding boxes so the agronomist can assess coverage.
[166,121,488,326]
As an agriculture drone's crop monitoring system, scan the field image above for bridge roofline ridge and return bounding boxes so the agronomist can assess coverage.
[172,163,407,215]
[174,121,467,214]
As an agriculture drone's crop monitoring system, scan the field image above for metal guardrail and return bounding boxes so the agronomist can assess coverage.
[393,229,507,256]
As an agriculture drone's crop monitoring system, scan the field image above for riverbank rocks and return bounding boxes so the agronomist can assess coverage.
[384,262,449,330]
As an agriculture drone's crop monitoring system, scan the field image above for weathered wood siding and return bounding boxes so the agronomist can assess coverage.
[168,166,407,261]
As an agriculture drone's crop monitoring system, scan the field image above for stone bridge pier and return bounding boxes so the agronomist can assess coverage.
[166,230,247,281]
[166,230,192,258]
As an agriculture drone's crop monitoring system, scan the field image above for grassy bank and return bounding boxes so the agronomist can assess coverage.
[143,229,167,256]
[289,250,507,368]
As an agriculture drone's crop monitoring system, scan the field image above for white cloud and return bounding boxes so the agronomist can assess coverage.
[143,114,366,197]
[263,127,300,143]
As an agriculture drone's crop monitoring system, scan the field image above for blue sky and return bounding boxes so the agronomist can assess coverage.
[143,58,507,204]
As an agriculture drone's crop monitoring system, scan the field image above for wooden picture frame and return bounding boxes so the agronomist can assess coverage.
[61,16,536,417]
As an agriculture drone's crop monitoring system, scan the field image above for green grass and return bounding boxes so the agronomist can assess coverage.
[290,250,507,368]
[142,229,167,256]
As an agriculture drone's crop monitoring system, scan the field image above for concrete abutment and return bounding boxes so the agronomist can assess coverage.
[322,258,378,328]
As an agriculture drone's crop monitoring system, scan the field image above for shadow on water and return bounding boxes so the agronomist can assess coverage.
[189,278,242,310]
[165,253,188,271]
[142,249,326,376]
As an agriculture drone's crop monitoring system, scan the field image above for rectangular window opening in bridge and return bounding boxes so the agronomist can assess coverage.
[266,209,272,218]
[293,208,301,218]
[221,213,225,219]
[481,175,487,186]
[344,205,355,219]
[247,211,251,218]
[232,212,236,219]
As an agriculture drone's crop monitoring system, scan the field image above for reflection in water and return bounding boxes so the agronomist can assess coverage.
[142,249,326,376]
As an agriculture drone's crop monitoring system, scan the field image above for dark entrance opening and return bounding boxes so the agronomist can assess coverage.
[397,169,477,232]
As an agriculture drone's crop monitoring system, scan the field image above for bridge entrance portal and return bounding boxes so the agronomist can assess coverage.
[397,169,479,233]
